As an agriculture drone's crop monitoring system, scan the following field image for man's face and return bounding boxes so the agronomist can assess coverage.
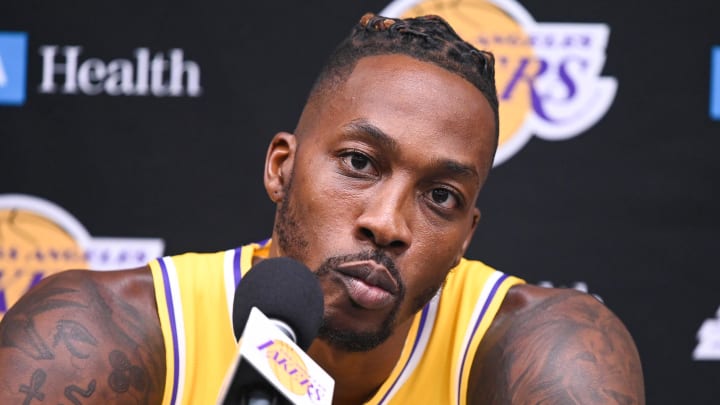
[267,54,497,352]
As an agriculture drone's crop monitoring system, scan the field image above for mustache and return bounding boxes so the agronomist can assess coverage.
[315,250,404,295]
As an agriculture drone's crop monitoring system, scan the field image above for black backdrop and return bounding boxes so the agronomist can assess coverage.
[1,0,719,403]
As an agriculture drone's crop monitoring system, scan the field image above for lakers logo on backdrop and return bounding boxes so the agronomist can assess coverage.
[382,0,617,165]
[0,209,87,314]
[693,305,720,361]
[0,194,164,319]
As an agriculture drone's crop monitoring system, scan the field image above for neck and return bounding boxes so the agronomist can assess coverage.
[307,318,414,405]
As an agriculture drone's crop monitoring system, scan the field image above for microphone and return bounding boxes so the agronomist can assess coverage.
[232,257,324,349]
[219,257,329,405]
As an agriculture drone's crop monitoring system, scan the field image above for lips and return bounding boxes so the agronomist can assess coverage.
[334,260,399,310]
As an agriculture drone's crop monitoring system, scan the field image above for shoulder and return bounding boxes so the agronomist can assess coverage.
[468,284,645,404]
[0,267,165,403]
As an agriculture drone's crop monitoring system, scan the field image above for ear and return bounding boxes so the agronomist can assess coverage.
[264,132,297,203]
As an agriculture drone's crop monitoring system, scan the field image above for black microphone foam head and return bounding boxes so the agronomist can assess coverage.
[232,257,324,350]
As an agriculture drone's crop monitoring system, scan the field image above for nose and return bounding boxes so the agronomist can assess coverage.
[354,183,412,253]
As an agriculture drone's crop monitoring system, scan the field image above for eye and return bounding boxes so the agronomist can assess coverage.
[340,151,377,176]
[349,153,369,170]
[428,187,461,210]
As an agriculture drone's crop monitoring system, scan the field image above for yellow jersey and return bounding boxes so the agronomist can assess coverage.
[149,240,523,404]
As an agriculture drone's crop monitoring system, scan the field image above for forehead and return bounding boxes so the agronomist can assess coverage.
[301,54,497,177]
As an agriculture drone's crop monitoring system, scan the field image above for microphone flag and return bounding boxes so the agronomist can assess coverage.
[217,307,334,404]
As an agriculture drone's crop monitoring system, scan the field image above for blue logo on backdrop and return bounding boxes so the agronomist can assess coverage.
[0,32,28,106]
[711,46,720,121]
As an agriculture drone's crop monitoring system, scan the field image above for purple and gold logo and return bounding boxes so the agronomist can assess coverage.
[0,194,164,319]
[382,0,617,165]
[257,339,325,402]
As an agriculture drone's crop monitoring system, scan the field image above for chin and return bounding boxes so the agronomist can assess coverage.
[317,322,393,352]
[316,305,399,352]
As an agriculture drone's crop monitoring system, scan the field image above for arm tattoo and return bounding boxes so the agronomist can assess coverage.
[108,349,148,393]
[0,270,165,403]
[0,287,86,360]
[63,379,97,405]
[471,291,643,404]
[53,320,98,359]
[18,369,46,404]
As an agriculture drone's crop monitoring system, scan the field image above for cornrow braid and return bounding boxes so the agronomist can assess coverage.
[308,12,499,139]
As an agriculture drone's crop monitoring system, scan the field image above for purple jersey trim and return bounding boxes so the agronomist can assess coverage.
[456,273,509,404]
[233,247,242,288]
[378,303,431,404]
[158,257,181,405]
[234,240,268,288]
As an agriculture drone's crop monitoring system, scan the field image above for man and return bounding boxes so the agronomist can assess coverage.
[0,13,644,404]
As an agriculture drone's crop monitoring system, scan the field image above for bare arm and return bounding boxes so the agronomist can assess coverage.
[0,267,166,404]
[469,285,644,404]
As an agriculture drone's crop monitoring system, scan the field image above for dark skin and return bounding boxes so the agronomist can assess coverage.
[0,268,164,404]
[471,286,644,404]
[0,54,644,404]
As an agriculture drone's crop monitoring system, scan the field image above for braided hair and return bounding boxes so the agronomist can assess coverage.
[308,12,499,139]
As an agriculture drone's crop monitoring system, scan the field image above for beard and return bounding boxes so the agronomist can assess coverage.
[274,175,444,352]
[314,250,405,352]
[275,175,309,257]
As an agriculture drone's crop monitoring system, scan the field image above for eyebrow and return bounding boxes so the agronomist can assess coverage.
[342,118,480,183]
[342,119,399,154]
[433,158,480,183]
